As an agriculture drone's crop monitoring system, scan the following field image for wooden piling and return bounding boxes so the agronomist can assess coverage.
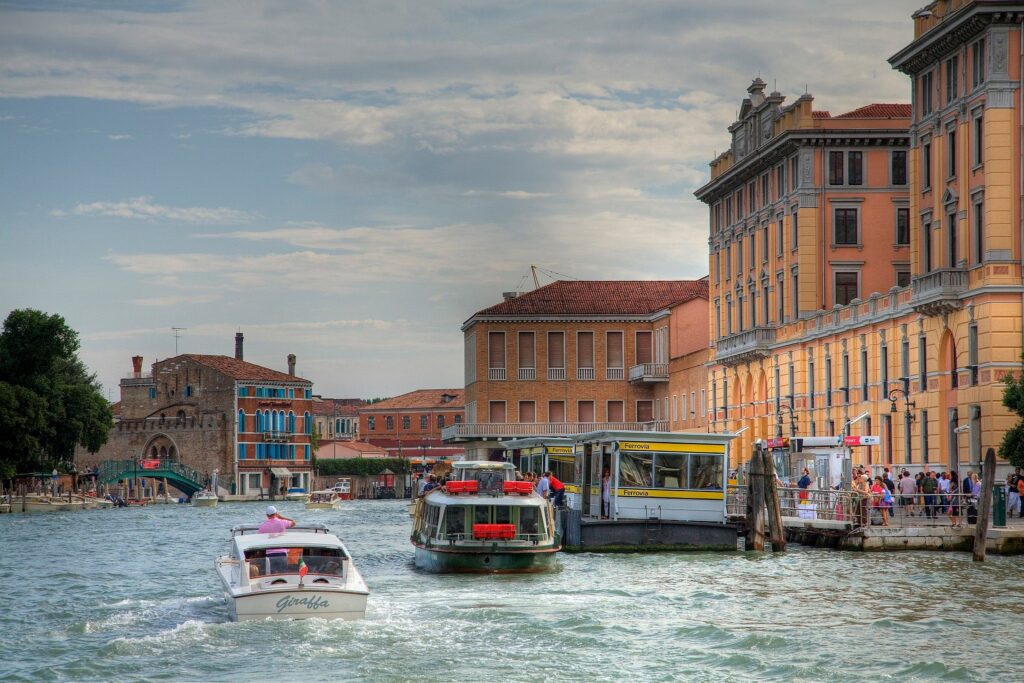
[972,449,996,562]
[746,449,766,551]
[761,446,786,552]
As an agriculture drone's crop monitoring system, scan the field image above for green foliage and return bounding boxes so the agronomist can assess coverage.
[0,309,113,478]
[363,397,390,404]
[317,458,407,477]
[999,354,1024,468]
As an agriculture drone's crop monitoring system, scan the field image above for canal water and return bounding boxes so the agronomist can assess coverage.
[1,500,1020,682]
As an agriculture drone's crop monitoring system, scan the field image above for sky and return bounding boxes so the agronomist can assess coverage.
[0,0,920,400]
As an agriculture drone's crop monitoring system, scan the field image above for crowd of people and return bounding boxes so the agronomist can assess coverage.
[845,465,1024,527]
[415,469,567,507]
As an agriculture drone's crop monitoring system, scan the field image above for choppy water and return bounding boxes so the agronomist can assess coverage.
[1,500,1021,682]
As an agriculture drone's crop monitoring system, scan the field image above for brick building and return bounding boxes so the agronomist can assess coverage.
[312,396,363,449]
[447,280,710,459]
[359,389,466,462]
[76,333,315,498]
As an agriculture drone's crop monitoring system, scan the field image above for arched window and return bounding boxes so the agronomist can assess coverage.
[304,412,312,434]
[278,410,285,432]
[335,419,341,433]
[264,410,271,432]
[238,410,245,432]
[288,411,296,433]
[271,410,278,434]
[176,410,186,420]
[151,446,158,457]
[159,446,167,457]
[169,447,176,459]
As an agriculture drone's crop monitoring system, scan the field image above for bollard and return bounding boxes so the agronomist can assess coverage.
[992,484,1007,529]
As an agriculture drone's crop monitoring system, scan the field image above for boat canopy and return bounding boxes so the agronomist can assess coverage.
[270,467,292,477]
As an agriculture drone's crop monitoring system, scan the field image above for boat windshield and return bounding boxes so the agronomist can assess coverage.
[244,547,345,577]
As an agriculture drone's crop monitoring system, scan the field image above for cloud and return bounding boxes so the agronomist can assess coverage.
[461,190,554,199]
[52,196,256,224]
[131,293,221,307]
[107,133,132,140]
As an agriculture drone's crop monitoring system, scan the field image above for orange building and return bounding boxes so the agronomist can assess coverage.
[358,389,466,461]
[447,280,710,459]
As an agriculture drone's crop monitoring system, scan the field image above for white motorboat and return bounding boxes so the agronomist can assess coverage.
[14,493,86,513]
[215,522,369,621]
[192,490,219,507]
[285,487,309,502]
[305,491,343,510]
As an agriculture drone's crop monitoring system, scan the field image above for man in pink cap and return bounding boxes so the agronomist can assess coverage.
[258,506,295,574]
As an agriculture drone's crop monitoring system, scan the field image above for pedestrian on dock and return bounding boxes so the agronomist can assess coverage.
[922,470,939,519]
[853,474,871,527]
[797,468,812,501]
[870,476,890,526]
[948,477,961,528]
[898,470,916,517]
[1009,468,1023,518]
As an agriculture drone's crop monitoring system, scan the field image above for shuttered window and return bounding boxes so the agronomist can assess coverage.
[519,401,536,423]
[636,400,653,422]
[488,401,506,423]
[635,331,653,364]
[518,332,535,368]
[547,332,565,368]
[488,332,505,369]
[577,332,594,368]
[578,401,595,423]
[549,401,565,423]
[606,332,623,368]
[607,401,624,422]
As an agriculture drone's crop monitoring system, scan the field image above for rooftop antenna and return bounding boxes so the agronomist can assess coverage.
[171,327,187,355]
[530,264,541,290]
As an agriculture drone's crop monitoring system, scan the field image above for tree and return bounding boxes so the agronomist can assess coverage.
[999,353,1024,468]
[0,309,113,476]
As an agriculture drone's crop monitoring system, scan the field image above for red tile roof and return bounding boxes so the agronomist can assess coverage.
[473,279,709,317]
[361,389,465,411]
[342,441,388,454]
[183,354,311,383]
[812,110,832,119]
[833,103,911,119]
[313,397,365,416]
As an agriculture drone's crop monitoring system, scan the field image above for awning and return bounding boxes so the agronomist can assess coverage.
[270,467,292,478]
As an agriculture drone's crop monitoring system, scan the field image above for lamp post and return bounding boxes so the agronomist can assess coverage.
[776,404,797,437]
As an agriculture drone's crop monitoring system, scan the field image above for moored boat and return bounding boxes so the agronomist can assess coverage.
[285,487,309,502]
[192,490,219,507]
[215,522,368,621]
[410,461,560,573]
[305,490,343,510]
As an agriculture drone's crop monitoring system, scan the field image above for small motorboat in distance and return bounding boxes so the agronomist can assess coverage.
[305,490,342,510]
[215,522,368,621]
[192,490,219,508]
[285,487,309,502]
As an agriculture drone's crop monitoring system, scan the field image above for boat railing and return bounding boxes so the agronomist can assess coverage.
[439,532,546,544]
[230,522,332,536]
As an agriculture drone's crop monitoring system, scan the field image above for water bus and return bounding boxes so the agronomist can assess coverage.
[331,479,352,500]
[305,490,343,510]
[215,522,368,621]
[410,461,559,573]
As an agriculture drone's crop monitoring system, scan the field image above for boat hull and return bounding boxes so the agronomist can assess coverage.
[305,502,341,510]
[226,588,368,621]
[413,544,559,574]
[193,498,218,508]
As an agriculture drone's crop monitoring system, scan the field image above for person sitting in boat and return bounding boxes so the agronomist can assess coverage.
[258,505,296,574]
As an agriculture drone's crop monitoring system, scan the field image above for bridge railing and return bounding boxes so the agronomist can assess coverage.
[95,459,207,489]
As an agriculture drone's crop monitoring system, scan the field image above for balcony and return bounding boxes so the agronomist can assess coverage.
[911,267,967,316]
[606,367,624,380]
[714,327,776,367]
[518,367,536,380]
[628,363,668,383]
[548,367,566,380]
[488,368,506,381]
[577,367,595,380]
[442,421,669,443]
[264,430,292,443]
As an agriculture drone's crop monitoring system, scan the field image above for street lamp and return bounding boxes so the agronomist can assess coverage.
[842,411,872,436]
[776,404,797,437]
[888,387,916,421]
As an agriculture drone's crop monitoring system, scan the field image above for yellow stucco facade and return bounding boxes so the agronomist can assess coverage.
[698,2,1024,473]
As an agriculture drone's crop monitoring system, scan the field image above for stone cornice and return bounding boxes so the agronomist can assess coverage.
[889,5,1023,75]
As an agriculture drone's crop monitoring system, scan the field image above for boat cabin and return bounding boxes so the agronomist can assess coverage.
[225,523,353,585]
[571,431,735,524]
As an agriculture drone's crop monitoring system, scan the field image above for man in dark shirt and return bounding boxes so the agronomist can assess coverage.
[921,470,939,518]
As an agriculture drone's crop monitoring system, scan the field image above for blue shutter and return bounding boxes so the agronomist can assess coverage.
[238,410,245,432]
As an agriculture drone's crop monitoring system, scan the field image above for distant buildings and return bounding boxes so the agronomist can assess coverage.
[359,389,466,463]
[76,333,315,497]
[447,280,710,459]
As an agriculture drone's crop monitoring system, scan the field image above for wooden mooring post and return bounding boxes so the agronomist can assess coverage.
[973,449,996,562]
[761,445,786,552]
[746,448,766,551]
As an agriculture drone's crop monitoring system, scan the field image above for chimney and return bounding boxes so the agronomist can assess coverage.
[235,332,244,360]
[287,354,296,376]
[132,355,143,378]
